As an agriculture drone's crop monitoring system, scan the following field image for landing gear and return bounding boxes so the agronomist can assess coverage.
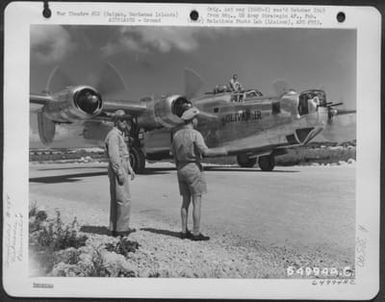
[129,145,146,174]
[126,117,146,174]
[258,155,275,171]
[236,154,257,168]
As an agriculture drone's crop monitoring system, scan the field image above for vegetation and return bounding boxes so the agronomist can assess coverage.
[105,237,140,257]
[30,142,356,166]
[29,205,140,277]
[204,141,356,166]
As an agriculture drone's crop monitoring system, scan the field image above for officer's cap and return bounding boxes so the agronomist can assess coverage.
[181,107,200,121]
[112,110,130,121]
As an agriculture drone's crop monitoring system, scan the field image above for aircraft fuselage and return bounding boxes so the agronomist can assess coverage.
[143,89,328,159]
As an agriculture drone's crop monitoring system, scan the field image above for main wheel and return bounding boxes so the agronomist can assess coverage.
[236,154,257,168]
[129,146,146,174]
[258,155,275,171]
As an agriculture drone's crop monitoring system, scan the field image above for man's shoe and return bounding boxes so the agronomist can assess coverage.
[116,228,136,237]
[191,233,210,241]
[180,230,193,239]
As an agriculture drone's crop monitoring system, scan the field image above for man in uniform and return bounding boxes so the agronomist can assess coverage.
[171,107,227,241]
[105,110,136,237]
[228,73,243,92]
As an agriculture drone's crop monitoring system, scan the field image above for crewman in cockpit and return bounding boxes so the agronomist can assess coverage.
[228,74,243,92]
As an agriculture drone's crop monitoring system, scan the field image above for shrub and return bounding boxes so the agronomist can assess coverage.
[29,202,48,233]
[29,201,39,218]
[33,211,88,251]
[29,205,140,277]
[105,237,140,256]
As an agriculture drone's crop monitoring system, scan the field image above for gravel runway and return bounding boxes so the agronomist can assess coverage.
[29,162,355,278]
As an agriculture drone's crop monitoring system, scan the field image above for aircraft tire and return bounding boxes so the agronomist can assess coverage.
[258,155,275,171]
[129,146,146,174]
[236,154,257,168]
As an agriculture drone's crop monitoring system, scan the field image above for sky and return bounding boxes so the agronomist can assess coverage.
[30,25,356,110]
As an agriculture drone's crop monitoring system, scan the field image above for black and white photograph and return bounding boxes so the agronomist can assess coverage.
[3,2,380,299]
[28,23,358,278]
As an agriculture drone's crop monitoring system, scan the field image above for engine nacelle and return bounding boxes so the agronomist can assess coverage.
[42,86,103,123]
[137,95,192,129]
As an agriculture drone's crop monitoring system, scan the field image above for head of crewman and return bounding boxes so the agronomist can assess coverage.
[181,107,200,128]
[112,110,131,132]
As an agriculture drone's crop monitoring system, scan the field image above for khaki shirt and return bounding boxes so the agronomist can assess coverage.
[171,124,209,169]
[105,127,130,177]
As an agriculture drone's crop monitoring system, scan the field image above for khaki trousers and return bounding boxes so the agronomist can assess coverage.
[108,165,131,232]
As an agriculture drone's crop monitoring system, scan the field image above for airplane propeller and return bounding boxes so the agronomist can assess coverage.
[96,62,128,96]
[320,103,356,143]
[45,66,75,94]
[45,62,128,97]
[324,101,341,124]
[184,68,204,99]
[272,79,291,96]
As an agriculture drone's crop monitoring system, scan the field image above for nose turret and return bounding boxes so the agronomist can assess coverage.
[298,89,327,116]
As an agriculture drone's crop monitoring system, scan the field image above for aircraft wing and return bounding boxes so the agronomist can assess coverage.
[102,99,147,115]
[30,91,148,118]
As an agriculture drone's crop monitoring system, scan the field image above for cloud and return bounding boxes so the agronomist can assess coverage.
[31,25,75,64]
[101,27,201,57]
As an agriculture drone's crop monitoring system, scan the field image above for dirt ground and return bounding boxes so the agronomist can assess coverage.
[29,162,356,278]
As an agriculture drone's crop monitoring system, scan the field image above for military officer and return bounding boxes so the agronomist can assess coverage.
[105,110,136,237]
[171,107,227,241]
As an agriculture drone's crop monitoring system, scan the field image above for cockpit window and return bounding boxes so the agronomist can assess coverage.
[272,102,280,114]
[298,94,310,115]
[246,89,263,97]
[231,93,244,102]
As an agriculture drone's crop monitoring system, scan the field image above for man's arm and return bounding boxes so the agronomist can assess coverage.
[228,79,235,91]
[125,150,135,180]
[195,131,227,157]
[170,138,180,167]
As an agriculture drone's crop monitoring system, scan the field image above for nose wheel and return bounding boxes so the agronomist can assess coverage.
[258,155,275,171]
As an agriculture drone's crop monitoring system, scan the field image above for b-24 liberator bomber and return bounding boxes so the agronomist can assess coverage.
[30,64,354,173]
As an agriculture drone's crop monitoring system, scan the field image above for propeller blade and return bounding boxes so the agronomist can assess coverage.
[96,62,128,96]
[197,111,219,120]
[45,66,75,93]
[272,79,290,96]
[321,113,356,143]
[184,68,204,99]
